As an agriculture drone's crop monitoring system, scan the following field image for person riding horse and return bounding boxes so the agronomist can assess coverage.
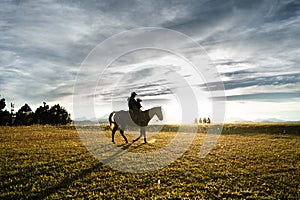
[109,92,163,143]
[128,92,142,124]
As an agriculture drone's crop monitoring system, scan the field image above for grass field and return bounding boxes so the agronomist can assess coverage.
[1,124,300,199]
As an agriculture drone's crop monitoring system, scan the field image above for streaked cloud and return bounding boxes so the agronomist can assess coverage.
[0,0,299,121]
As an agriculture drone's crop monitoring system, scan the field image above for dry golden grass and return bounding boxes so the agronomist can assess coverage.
[1,124,299,199]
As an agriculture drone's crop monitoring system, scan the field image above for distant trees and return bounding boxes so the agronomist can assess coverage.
[31,102,71,125]
[0,95,71,126]
[207,117,211,124]
[194,118,198,124]
[195,117,211,124]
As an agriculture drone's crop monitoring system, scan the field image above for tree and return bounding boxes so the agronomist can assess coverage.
[207,117,211,124]
[194,118,198,124]
[0,98,6,110]
[0,98,11,126]
[34,102,50,124]
[15,104,34,125]
[48,104,71,125]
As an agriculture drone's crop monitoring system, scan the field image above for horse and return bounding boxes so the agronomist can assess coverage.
[108,106,163,143]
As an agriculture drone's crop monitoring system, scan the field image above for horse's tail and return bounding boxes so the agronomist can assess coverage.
[108,112,115,129]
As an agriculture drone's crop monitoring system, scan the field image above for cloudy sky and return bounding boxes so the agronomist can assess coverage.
[1,0,300,122]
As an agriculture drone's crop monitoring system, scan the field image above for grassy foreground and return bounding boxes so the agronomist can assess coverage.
[1,124,300,199]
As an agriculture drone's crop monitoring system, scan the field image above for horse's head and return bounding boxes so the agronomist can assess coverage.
[155,106,163,121]
[148,106,163,122]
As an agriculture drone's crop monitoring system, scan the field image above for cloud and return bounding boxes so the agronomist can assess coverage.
[199,72,300,91]
[213,91,300,102]
[1,0,300,120]
[93,63,178,103]
[268,1,300,21]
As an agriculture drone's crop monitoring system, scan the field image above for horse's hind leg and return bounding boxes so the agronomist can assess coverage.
[112,125,118,143]
[120,129,128,143]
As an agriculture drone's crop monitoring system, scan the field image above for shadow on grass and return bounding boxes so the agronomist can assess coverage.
[117,143,132,150]
[26,143,133,199]
[1,152,90,192]
[31,161,105,199]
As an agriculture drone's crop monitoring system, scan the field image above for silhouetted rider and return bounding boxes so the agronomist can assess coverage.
[136,98,142,110]
[128,92,142,123]
[128,92,138,111]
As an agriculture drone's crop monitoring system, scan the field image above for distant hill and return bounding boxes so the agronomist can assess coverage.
[229,117,300,123]
[73,114,109,124]
[73,120,97,125]
[253,118,286,123]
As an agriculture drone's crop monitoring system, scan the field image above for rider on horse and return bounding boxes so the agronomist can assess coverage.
[128,92,142,124]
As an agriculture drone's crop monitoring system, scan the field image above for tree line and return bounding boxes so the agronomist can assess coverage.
[0,97,71,126]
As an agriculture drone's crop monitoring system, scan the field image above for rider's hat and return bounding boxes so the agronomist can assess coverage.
[131,92,137,97]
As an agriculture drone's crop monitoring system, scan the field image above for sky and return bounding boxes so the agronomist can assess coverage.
[1,0,300,123]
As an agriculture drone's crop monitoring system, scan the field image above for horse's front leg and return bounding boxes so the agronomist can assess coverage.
[141,127,147,143]
[133,127,142,143]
